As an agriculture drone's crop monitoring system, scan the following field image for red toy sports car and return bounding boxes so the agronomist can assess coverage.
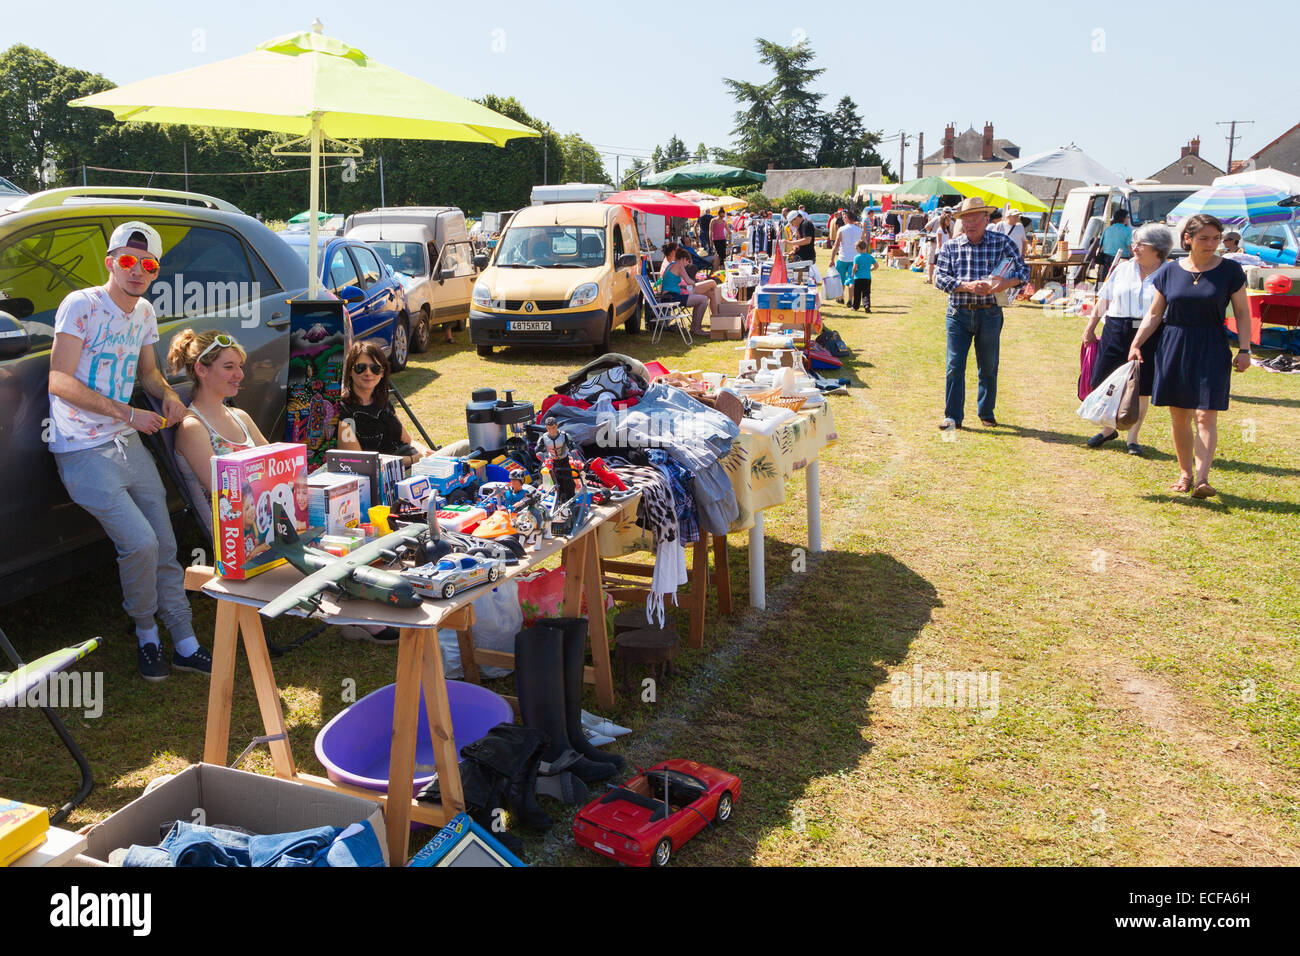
[572,760,741,867]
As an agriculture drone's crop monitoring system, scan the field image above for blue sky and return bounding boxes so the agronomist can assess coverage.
[11,0,1298,182]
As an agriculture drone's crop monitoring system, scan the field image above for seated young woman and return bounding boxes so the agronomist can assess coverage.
[336,340,434,459]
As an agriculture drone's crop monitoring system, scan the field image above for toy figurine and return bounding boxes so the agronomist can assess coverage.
[536,416,580,504]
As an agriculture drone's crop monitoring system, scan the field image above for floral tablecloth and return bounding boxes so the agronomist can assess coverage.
[597,401,838,555]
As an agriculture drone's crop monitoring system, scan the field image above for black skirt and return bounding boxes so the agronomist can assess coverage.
[1091,317,1161,397]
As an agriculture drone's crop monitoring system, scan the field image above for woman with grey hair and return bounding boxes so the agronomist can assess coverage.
[1081,223,1172,455]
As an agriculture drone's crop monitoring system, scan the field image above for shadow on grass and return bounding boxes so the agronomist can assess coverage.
[1141,492,1300,515]
[582,547,939,866]
[1231,392,1300,409]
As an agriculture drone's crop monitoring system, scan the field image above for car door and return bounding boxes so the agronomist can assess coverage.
[351,242,398,348]
[611,214,638,325]
[325,243,369,333]
[430,240,475,326]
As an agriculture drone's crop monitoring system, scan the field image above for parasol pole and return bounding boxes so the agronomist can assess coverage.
[307,111,323,298]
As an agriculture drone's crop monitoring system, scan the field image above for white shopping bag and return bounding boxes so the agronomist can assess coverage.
[823,270,844,300]
[1076,360,1135,430]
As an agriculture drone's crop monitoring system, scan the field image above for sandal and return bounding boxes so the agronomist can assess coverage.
[1191,482,1218,499]
[1170,476,1193,493]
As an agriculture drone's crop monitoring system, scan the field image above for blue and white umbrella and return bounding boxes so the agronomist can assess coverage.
[1167,184,1293,226]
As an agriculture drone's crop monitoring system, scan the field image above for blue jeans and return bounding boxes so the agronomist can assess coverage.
[54,432,193,640]
[945,305,1004,424]
[122,819,384,867]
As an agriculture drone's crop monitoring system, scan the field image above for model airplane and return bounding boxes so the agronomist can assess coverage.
[259,503,427,619]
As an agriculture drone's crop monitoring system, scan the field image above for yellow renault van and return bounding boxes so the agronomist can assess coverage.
[469,202,641,356]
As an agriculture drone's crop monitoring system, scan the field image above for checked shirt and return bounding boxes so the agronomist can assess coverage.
[934,229,1030,307]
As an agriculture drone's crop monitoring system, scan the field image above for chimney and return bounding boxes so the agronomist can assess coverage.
[1180,136,1201,159]
[982,122,994,161]
[942,124,955,160]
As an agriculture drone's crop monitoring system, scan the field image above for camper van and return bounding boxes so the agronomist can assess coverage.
[1058,182,1199,255]
[530,183,616,205]
[343,206,476,351]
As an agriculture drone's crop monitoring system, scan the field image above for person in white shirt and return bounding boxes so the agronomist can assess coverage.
[1221,231,1263,266]
[828,211,864,302]
[46,221,211,682]
[999,208,1027,257]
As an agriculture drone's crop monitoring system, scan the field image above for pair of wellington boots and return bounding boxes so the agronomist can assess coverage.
[514,617,625,805]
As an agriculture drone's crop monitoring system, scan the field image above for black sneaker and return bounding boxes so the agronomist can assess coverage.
[138,643,169,683]
[172,646,213,677]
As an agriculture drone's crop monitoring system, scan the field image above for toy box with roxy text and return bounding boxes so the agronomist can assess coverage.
[211,442,309,579]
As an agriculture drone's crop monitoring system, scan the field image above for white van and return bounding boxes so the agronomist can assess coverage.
[1059,182,1199,255]
[344,206,477,351]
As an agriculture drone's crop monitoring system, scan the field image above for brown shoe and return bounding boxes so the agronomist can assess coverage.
[1191,482,1218,499]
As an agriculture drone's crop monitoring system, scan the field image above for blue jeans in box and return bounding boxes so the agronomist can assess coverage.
[54,432,193,640]
[122,820,384,867]
[944,305,1004,424]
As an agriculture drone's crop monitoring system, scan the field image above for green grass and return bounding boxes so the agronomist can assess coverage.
[3,252,1298,866]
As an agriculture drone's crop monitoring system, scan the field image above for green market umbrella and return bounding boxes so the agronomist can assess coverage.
[641,162,765,189]
[891,176,964,201]
[71,21,539,295]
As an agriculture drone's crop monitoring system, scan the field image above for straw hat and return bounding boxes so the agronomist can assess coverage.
[954,197,998,218]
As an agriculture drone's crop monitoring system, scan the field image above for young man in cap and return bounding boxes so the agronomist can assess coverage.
[47,221,211,681]
[933,197,1030,430]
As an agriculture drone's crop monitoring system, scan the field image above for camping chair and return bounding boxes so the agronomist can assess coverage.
[135,393,327,657]
[635,272,693,346]
[0,627,98,826]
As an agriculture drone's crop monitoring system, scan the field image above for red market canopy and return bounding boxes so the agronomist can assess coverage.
[604,189,701,218]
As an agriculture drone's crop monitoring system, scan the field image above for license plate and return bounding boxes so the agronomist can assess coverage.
[508,320,551,331]
[593,841,616,856]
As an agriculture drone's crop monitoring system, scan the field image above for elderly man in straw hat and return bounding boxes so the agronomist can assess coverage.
[933,197,1030,430]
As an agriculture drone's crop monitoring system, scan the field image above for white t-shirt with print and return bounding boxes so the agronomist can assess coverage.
[49,286,159,453]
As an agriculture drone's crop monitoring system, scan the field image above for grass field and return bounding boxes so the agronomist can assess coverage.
[3,251,1297,866]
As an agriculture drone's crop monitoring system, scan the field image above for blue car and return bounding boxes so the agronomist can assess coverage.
[1241,220,1300,267]
[282,233,413,369]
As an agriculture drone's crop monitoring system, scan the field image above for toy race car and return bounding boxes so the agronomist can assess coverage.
[572,760,740,867]
[403,553,504,600]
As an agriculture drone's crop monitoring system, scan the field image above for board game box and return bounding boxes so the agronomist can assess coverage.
[211,442,309,579]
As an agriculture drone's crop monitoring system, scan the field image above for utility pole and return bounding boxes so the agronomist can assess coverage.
[543,125,549,185]
[183,142,189,193]
[915,131,924,179]
[1216,119,1254,172]
[898,130,910,186]
[379,155,385,207]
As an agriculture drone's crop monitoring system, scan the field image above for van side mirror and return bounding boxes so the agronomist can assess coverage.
[616,253,638,269]
[473,254,488,270]
[0,312,31,360]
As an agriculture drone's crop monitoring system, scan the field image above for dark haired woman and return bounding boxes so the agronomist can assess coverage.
[1128,214,1252,498]
[337,341,433,458]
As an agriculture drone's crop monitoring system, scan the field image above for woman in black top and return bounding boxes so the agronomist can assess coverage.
[1128,214,1252,498]
[336,341,433,458]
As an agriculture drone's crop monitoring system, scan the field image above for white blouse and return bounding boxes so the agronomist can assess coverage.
[1099,258,1158,319]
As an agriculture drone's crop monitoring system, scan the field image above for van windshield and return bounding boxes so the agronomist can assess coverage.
[367,241,427,275]
[496,226,606,268]
[1129,191,1194,226]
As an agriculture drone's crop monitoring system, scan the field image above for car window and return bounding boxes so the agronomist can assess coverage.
[369,241,427,276]
[327,248,361,293]
[0,221,109,351]
[438,242,463,277]
[148,224,263,320]
[613,225,625,257]
[351,245,384,288]
[451,242,476,277]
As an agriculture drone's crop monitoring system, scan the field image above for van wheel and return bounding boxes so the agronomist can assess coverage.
[390,314,410,371]
[626,298,642,335]
[411,306,433,353]
[477,344,494,358]
[592,309,612,356]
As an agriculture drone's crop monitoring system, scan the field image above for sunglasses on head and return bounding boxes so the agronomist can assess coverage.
[111,252,160,274]
[197,333,238,364]
[352,361,385,375]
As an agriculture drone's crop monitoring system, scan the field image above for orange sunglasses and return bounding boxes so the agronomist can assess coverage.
[110,253,160,274]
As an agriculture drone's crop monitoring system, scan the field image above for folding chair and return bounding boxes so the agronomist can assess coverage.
[0,627,98,825]
[636,272,693,346]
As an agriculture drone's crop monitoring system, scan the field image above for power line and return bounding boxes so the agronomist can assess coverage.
[1215,120,1254,171]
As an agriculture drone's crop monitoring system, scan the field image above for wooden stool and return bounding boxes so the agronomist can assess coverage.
[615,627,679,693]
[613,607,670,636]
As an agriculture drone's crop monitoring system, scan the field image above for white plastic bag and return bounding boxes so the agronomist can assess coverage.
[437,579,521,679]
[823,270,844,300]
[1077,360,1135,430]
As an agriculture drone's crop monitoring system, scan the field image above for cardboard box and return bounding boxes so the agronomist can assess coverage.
[710,328,745,341]
[211,443,309,579]
[755,284,818,311]
[308,472,364,535]
[81,764,387,866]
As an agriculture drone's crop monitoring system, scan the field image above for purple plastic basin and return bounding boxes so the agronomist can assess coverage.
[314,680,513,796]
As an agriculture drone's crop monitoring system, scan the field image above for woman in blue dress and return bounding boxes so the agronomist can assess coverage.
[1128,214,1253,498]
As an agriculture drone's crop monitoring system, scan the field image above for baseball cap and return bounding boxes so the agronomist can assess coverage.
[108,220,163,258]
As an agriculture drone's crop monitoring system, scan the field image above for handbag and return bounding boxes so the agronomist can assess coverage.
[1077,360,1135,430]
[1078,341,1098,401]
[1115,360,1142,430]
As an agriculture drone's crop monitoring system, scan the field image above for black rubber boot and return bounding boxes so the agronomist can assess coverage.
[514,625,615,785]
[540,616,626,770]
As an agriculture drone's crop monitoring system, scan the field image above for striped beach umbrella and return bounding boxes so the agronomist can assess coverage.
[1167,184,1293,226]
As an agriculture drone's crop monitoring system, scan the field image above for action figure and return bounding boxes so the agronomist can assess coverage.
[536,416,580,504]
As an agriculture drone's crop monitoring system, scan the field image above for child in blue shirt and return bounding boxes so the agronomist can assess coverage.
[851,240,876,312]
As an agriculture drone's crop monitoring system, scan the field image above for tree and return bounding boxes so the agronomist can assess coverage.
[723,37,825,171]
[814,96,886,169]
[661,134,690,168]
[558,133,610,184]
